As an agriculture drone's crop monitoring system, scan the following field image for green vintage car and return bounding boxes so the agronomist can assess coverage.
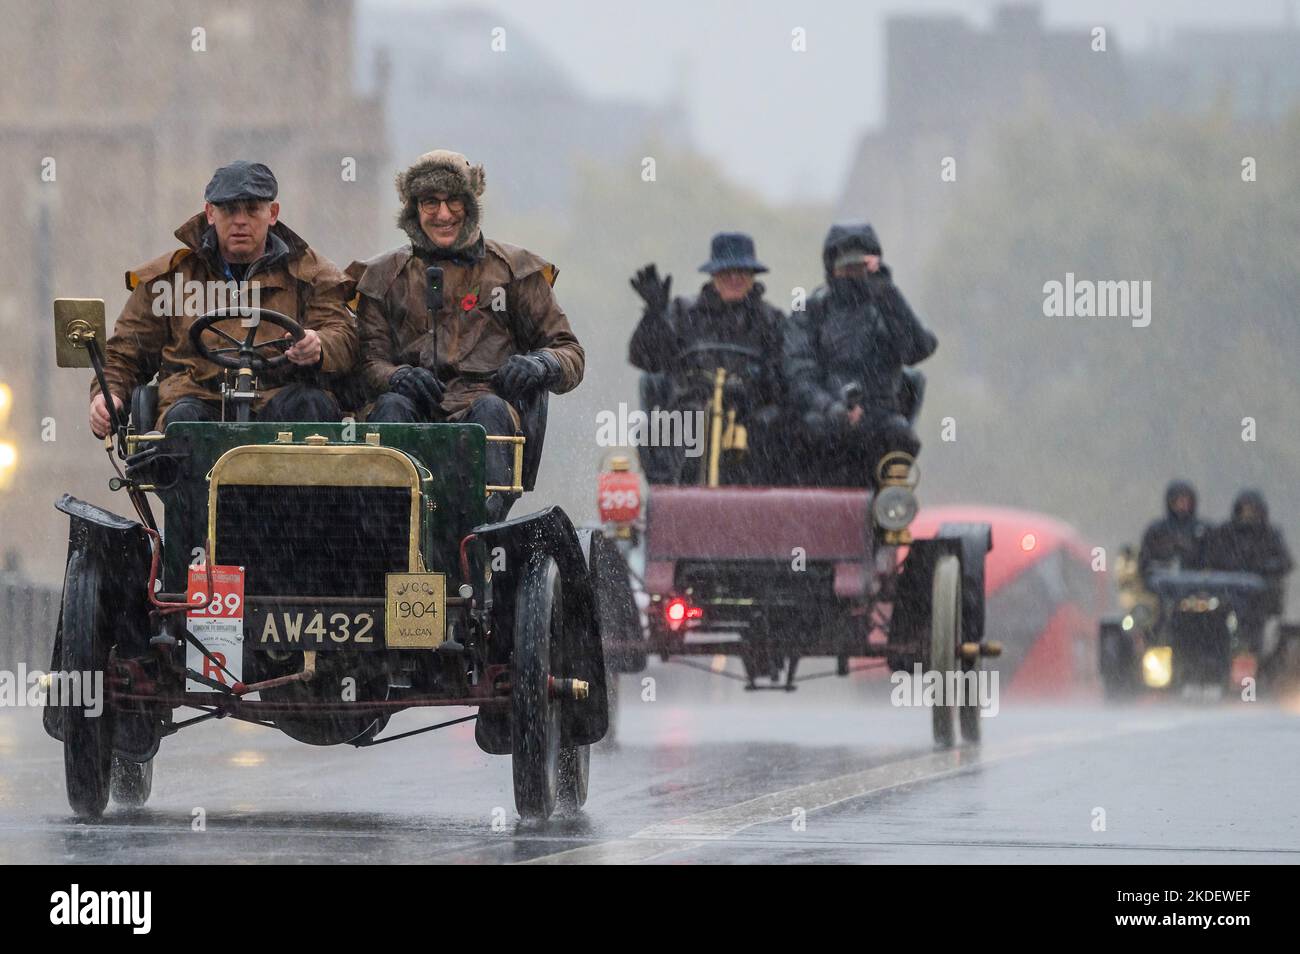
[44,300,632,821]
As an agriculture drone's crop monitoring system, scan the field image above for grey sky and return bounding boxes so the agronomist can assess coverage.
[365,0,1297,202]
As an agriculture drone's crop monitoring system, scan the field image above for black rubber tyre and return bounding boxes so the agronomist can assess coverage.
[557,743,591,811]
[512,554,563,821]
[110,756,153,807]
[599,665,620,749]
[927,555,960,748]
[1099,624,1138,702]
[60,551,114,819]
[958,658,982,744]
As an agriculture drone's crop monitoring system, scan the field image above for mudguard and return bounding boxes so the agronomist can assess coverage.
[576,528,646,673]
[53,495,154,660]
[45,495,158,760]
[891,522,992,664]
[472,506,609,752]
[937,521,993,649]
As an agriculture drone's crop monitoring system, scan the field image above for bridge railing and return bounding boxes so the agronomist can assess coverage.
[0,574,59,673]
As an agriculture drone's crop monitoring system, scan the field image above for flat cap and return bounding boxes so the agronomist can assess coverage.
[205,161,278,204]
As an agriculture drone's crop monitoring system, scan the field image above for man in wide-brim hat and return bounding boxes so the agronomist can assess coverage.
[627,231,787,485]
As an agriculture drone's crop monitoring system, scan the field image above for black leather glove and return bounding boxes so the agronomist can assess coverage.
[494,352,559,400]
[863,265,897,303]
[389,366,444,416]
[630,263,672,316]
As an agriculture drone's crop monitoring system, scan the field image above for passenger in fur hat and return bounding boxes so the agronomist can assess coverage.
[348,149,584,520]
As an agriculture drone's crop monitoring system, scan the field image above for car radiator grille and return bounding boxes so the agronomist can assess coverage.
[214,485,412,597]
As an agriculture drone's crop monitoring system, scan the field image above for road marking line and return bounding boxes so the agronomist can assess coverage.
[637,749,973,840]
[522,718,1208,864]
[525,838,690,865]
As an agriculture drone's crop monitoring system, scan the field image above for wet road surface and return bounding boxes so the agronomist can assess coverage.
[2,663,1298,864]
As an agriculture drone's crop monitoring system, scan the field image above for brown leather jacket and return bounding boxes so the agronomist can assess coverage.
[93,212,358,427]
[347,239,583,417]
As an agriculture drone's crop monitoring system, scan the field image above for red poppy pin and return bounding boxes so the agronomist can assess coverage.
[460,287,479,312]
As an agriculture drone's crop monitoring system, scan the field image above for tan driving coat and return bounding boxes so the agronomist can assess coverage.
[347,239,584,418]
[93,212,357,427]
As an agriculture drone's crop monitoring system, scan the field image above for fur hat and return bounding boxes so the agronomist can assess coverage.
[395,149,486,253]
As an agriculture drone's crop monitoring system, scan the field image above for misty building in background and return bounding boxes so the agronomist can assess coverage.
[839,2,1300,277]
[839,3,1128,278]
[1130,19,1300,122]
[356,3,688,224]
[0,0,386,580]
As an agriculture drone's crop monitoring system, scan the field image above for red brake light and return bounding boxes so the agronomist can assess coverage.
[664,598,703,628]
[665,598,687,623]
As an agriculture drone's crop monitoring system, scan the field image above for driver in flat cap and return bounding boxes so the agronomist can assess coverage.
[89,160,358,435]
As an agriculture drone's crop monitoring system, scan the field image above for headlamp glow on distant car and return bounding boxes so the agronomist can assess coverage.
[1123,604,1153,632]
[1142,646,1173,689]
[873,486,917,532]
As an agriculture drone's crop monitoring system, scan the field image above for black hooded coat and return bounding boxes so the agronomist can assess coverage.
[780,224,935,486]
[783,224,936,423]
[1137,480,1209,582]
[1202,489,1293,614]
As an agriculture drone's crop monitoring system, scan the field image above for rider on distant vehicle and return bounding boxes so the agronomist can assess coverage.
[628,232,786,484]
[1137,480,1208,585]
[1201,489,1293,616]
[783,223,936,487]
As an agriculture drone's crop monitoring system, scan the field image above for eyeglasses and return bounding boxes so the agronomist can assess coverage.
[418,196,466,214]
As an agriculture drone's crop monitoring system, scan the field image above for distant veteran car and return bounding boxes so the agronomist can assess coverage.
[603,351,999,747]
[1099,547,1300,699]
[42,299,634,821]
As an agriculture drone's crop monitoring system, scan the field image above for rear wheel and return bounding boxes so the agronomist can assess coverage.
[557,743,591,811]
[110,756,153,807]
[958,660,982,743]
[1099,623,1137,701]
[60,551,114,819]
[599,666,619,749]
[927,555,960,748]
[512,554,563,821]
